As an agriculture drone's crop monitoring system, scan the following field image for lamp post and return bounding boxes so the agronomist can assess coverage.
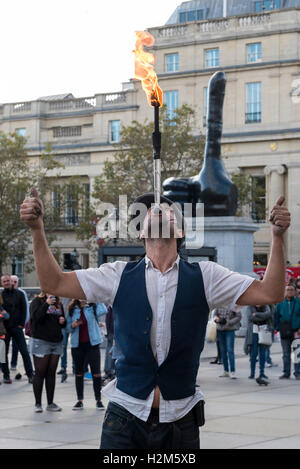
[108,208,119,246]
[12,255,17,275]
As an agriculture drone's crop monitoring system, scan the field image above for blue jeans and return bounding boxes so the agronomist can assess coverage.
[2,327,33,379]
[217,330,235,373]
[250,333,266,377]
[100,402,200,449]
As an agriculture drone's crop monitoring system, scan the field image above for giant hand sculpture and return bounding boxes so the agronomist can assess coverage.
[163,71,238,217]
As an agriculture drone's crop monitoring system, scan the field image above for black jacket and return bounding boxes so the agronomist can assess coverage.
[2,288,27,328]
[30,297,65,343]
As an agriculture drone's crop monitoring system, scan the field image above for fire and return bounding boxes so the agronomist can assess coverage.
[134,31,163,107]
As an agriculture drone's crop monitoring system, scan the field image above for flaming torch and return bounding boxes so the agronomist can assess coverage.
[134,31,163,211]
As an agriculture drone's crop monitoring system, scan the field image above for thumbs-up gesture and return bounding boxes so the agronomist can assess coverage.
[20,187,44,231]
[269,196,291,237]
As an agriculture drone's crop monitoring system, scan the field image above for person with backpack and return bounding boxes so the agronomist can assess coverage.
[67,299,106,411]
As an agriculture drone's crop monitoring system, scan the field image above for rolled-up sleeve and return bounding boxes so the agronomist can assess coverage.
[200,261,255,312]
[75,261,127,305]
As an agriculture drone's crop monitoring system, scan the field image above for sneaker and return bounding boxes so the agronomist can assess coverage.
[72,401,84,411]
[84,372,92,381]
[34,404,43,413]
[219,371,230,378]
[279,374,290,379]
[3,378,12,384]
[96,400,105,411]
[265,363,272,368]
[260,374,269,380]
[46,403,62,412]
[248,375,255,379]
[61,372,68,383]
[230,372,237,379]
[57,368,66,375]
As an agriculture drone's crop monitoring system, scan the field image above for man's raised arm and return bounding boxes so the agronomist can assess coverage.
[20,188,86,300]
[237,196,291,306]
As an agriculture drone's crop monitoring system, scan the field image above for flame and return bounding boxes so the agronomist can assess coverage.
[134,31,163,107]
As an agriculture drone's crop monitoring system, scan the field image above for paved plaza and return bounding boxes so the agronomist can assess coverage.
[0,339,300,449]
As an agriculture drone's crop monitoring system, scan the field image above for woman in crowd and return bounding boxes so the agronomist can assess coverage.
[244,304,272,384]
[67,299,106,411]
[30,292,65,412]
[213,307,242,379]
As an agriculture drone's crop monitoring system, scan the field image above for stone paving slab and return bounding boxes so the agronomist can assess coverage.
[0,339,300,449]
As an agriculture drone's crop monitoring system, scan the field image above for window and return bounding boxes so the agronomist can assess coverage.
[246,82,261,123]
[65,186,79,225]
[53,126,81,138]
[255,0,280,12]
[110,120,121,142]
[247,43,262,63]
[16,128,27,137]
[165,90,179,120]
[251,176,266,222]
[179,9,203,23]
[51,186,61,220]
[205,49,219,68]
[14,256,24,286]
[165,53,179,72]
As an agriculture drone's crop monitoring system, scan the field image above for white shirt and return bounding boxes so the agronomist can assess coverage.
[76,256,254,422]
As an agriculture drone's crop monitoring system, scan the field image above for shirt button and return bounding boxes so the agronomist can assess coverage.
[146,317,150,321]
[144,330,148,334]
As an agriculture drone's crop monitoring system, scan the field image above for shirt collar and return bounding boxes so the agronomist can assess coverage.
[144,255,180,272]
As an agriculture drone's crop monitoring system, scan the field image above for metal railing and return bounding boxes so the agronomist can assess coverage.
[245,112,261,123]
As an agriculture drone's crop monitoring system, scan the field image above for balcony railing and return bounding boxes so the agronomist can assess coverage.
[245,112,261,123]
[47,216,83,230]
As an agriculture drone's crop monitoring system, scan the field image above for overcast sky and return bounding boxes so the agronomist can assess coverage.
[0,0,180,103]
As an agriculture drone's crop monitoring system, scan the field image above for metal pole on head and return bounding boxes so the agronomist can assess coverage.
[153,105,161,212]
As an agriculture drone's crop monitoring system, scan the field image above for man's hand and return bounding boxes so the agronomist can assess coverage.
[20,187,44,231]
[269,196,291,237]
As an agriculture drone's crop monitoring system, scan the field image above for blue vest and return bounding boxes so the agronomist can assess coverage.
[112,258,209,400]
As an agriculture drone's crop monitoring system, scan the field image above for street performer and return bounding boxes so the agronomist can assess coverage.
[20,189,290,449]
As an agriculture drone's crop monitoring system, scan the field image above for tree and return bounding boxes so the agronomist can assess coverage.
[0,133,96,275]
[93,105,205,207]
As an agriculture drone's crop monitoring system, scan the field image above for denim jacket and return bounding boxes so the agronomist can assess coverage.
[66,303,107,348]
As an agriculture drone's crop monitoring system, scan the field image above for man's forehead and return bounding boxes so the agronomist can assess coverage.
[146,203,173,213]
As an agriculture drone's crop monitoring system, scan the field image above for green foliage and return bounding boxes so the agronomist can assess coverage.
[0,132,59,273]
[93,105,205,206]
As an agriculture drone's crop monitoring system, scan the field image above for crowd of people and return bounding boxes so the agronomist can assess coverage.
[0,274,116,413]
[1,271,300,412]
[210,278,300,384]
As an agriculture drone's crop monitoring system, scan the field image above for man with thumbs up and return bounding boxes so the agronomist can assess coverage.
[20,188,290,449]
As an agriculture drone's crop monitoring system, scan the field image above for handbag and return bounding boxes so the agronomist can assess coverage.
[258,325,273,346]
[206,320,217,343]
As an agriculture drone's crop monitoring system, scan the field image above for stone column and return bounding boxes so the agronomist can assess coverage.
[286,163,300,264]
[264,164,286,212]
